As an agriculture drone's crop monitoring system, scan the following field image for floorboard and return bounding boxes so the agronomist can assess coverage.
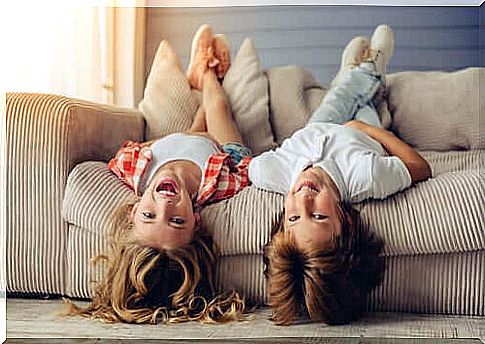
[6,298,485,342]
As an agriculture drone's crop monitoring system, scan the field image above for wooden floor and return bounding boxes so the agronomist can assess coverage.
[6,298,485,342]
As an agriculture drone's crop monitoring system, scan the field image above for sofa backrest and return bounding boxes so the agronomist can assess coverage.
[267,66,484,151]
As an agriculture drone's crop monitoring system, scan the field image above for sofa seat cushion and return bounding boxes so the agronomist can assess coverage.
[217,251,485,315]
[63,149,484,258]
[67,218,485,316]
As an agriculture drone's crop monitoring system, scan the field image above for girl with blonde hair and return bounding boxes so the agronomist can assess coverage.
[65,24,249,324]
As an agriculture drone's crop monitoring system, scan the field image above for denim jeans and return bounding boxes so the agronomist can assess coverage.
[221,142,252,164]
[308,62,383,127]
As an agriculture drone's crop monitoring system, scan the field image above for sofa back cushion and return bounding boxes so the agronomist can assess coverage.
[265,65,326,145]
[267,66,483,152]
[222,38,275,155]
[138,40,199,140]
[387,68,483,151]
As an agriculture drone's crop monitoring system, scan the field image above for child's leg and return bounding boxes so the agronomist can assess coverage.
[202,70,244,145]
[308,64,381,125]
[308,25,394,127]
[330,36,370,89]
[354,103,382,128]
[188,105,207,132]
[308,35,381,126]
[350,25,394,128]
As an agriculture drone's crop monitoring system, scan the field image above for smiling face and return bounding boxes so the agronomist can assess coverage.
[132,168,198,251]
[284,167,344,252]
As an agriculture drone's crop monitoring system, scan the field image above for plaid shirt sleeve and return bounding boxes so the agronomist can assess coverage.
[196,152,252,207]
[107,140,152,195]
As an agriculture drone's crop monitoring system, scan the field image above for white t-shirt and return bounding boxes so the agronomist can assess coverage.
[249,122,412,203]
[139,133,221,194]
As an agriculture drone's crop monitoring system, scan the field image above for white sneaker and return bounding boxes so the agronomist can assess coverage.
[368,24,394,85]
[331,36,370,88]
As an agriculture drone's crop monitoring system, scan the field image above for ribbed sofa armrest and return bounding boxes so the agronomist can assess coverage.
[6,93,144,295]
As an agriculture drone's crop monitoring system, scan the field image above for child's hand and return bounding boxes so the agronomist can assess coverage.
[344,120,367,132]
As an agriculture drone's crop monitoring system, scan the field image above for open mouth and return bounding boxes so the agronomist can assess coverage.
[296,180,320,193]
[156,178,179,197]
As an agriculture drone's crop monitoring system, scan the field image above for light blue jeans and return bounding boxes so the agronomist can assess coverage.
[308,62,383,127]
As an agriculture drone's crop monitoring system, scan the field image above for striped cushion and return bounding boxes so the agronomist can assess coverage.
[216,252,485,315]
[6,92,144,295]
[220,251,485,315]
[63,150,484,257]
[67,220,485,315]
[63,151,484,315]
[368,250,485,315]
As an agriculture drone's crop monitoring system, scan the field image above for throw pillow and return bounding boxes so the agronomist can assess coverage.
[223,38,276,155]
[387,67,483,151]
[138,40,199,140]
[265,65,326,145]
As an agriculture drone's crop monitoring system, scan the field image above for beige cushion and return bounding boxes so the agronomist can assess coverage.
[66,219,485,316]
[63,152,484,316]
[265,65,396,145]
[138,40,199,140]
[387,68,483,151]
[265,65,327,145]
[222,38,275,155]
[138,38,275,155]
[63,149,484,258]
[216,251,485,315]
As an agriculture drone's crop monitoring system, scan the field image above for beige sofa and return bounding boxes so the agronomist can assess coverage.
[6,65,484,317]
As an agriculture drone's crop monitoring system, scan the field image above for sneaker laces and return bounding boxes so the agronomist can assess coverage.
[363,48,381,63]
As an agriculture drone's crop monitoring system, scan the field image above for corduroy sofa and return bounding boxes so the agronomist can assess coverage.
[6,42,484,317]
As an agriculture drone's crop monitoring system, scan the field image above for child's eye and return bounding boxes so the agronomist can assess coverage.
[313,214,327,220]
[288,215,300,222]
[170,217,185,225]
[142,211,155,219]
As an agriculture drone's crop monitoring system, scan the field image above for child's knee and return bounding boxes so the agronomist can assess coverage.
[354,105,382,127]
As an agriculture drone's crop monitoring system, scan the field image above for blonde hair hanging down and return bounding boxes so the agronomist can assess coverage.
[64,203,246,324]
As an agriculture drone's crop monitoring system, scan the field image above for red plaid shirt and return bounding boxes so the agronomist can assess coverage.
[108,140,251,206]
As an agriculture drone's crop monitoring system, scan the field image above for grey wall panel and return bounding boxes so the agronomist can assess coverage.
[480,4,484,67]
[145,6,481,85]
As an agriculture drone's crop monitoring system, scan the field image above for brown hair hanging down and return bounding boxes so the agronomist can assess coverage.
[264,203,385,325]
[64,203,245,324]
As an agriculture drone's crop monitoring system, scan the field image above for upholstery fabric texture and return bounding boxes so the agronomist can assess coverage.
[222,38,276,155]
[138,40,199,140]
[6,93,143,295]
[387,68,483,151]
[63,150,484,259]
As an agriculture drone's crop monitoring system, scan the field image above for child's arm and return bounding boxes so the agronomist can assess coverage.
[345,120,432,183]
[140,139,155,148]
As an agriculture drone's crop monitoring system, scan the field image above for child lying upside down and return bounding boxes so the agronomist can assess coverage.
[66,24,249,324]
[261,25,431,325]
